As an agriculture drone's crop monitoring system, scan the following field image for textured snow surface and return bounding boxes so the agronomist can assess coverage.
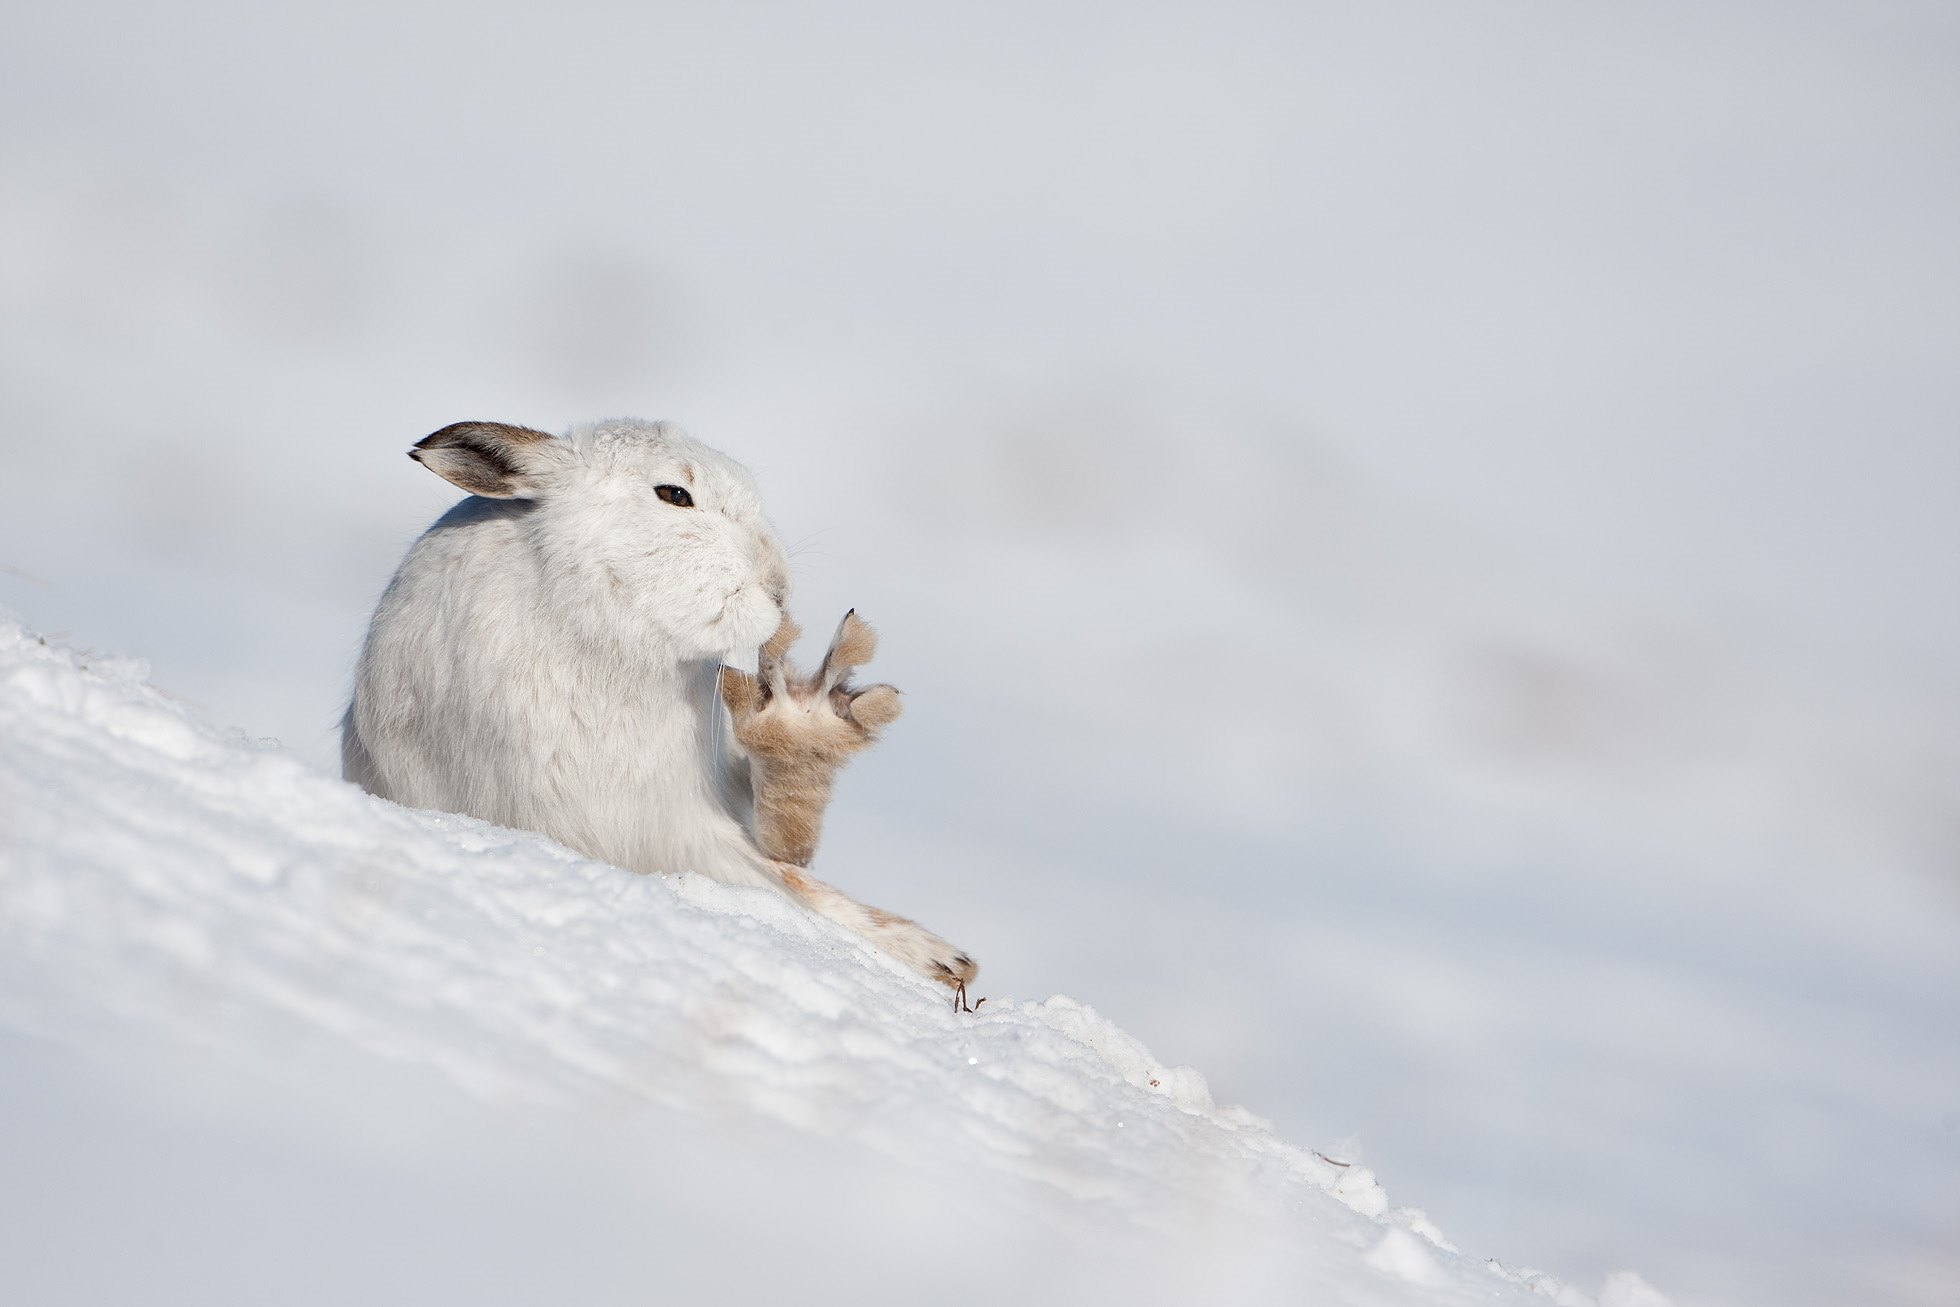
[0,613,1659,1305]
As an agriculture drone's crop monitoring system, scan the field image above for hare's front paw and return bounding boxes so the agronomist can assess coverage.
[719,609,903,763]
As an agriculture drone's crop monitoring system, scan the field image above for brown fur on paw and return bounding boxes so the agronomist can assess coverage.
[761,612,802,668]
[718,666,760,715]
[722,608,906,866]
[843,683,902,731]
[721,610,903,761]
[819,609,878,684]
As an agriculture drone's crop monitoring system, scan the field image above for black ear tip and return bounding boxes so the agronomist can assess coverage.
[415,422,477,451]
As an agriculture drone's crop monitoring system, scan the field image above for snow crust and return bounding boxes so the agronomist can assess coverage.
[0,612,1658,1305]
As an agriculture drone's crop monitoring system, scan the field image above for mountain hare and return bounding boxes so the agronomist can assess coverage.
[342,417,976,989]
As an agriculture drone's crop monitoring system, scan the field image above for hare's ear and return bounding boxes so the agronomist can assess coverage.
[410,421,560,499]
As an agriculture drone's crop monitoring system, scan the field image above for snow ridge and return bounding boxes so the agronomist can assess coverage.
[0,613,1661,1306]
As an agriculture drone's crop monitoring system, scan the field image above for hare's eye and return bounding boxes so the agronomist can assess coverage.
[654,484,695,508]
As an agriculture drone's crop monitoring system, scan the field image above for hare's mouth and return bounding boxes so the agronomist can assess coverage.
[712,581,784,641]
[721,578,784,613]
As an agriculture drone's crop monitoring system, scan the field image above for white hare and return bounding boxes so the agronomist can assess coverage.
[342,417,976,988]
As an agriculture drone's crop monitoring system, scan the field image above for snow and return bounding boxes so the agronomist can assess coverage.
[1365,1228,1446,1288]
[0,611,1648,1305]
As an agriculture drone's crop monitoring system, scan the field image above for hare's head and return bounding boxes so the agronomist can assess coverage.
[412,418,790,663]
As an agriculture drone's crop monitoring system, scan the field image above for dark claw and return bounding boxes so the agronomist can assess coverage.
[952,980,986,1014]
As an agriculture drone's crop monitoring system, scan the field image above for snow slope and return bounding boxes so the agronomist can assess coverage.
[0,612,1664,1306]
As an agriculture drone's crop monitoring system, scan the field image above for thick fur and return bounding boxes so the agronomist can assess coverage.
[343,417,975,987]
[720,610,904,867]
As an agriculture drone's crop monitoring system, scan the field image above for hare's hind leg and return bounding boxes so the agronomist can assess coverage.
[771,860,978,988]
[722,610,977,989]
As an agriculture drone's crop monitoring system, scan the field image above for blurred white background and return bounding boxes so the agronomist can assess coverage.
[2,3,1956,1304]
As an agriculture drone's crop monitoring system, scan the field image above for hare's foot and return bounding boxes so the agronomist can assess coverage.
[720,609,905,864]
[772,862,977,989]
[729,619,975,989]
[719,609,903,765]
[870,913,979,990]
